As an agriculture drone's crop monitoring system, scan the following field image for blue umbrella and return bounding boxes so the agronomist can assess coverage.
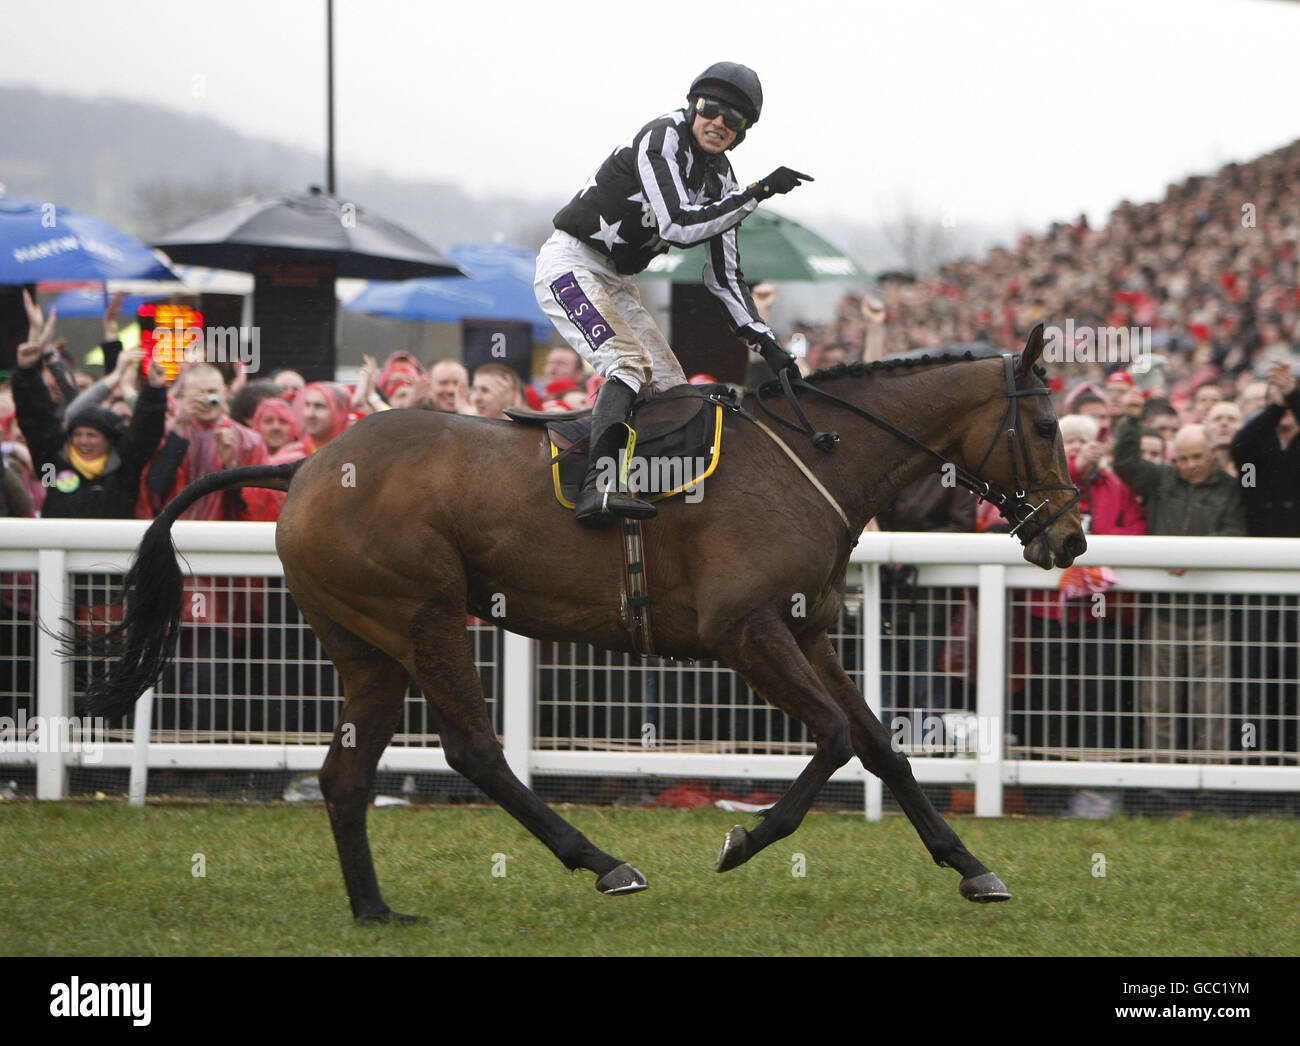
[345,242,551,339]
[46,288,167,319]
[0,195,178,284]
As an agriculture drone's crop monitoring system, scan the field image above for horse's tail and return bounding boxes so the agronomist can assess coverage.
[73,461,305,721]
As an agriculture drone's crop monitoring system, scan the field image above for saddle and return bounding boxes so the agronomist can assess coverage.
[505,386,729,509]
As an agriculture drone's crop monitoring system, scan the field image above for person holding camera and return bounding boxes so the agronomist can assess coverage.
[146,362,279,522]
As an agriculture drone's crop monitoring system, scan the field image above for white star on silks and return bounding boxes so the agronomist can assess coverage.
[591,215,627,252]
[627,189,645,205]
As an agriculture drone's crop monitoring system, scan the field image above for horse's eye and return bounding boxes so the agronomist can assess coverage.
[1036,421,1058,438]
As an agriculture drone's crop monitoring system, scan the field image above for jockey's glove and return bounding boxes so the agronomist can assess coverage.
[747,167,814,201]
[744,328,799,377]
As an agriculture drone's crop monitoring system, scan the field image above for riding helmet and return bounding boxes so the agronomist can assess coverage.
[687,62,763,146]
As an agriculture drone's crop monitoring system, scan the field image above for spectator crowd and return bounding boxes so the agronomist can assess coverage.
[800,142,1300,770]
[1,140,1296,769]
[0,294,603,526]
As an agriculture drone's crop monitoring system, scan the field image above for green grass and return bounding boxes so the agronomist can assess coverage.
[2,802,1297,956]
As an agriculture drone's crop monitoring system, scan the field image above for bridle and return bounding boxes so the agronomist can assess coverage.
[749,352,1081,547]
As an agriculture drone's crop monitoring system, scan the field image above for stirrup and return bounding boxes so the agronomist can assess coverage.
[573,420,656,527]
[573,487,657,527]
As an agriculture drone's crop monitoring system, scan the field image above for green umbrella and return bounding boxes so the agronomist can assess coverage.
[639,209,867,283]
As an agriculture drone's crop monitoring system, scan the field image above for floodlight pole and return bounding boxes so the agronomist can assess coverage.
[326,0,336,195]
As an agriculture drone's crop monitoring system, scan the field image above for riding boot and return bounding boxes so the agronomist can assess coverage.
[574,378,657,527]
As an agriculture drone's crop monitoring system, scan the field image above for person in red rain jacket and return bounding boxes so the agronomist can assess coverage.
[1013,413,1147,761]
[271,381,353,464]
[1065,416,1147,538]
[148,363,280,730]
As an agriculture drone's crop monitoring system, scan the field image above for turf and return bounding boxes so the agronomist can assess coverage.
[2,802,1296,956]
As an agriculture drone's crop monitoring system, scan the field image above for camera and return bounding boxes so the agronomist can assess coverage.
[199,394,221,408]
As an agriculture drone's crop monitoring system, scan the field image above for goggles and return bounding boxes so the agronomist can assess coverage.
[693,96,749,132]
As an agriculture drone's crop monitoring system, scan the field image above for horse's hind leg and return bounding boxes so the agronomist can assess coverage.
[409,599,647,895]
[304,606,415,921]
[801,631,1010,903]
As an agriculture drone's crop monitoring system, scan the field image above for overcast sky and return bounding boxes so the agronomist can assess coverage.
[3,0,1298,235]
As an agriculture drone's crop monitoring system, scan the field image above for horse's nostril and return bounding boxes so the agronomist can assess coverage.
[1064,532,1088,560]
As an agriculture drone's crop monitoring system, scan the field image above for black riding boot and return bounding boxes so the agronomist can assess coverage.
[574,378,656,527]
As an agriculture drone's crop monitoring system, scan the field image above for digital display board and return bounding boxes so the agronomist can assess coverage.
[138,303,203,382]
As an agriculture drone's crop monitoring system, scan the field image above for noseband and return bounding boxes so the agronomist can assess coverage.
[755,353,1081,547]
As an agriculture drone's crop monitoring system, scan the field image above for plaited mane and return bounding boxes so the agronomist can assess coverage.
[753,344,1047,399]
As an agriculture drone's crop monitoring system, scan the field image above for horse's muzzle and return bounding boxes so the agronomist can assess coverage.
[1060,530,1088,565]
[1023,528,1086,570]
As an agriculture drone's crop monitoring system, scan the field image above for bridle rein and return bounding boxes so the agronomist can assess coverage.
[748,352,1081,547]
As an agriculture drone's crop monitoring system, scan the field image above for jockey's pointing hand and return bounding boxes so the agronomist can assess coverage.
[749,167,813,201]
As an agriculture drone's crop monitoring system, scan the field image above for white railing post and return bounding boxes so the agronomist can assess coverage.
[861,561,884,821]
[128,688,155,806]
[501,630,534,790]
[36,548,70,800]
[974,564,1006,817]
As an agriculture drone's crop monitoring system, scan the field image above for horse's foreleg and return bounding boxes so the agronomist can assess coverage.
[410,600,646,895]
[801,632,1010,902]
[713,610,854,872]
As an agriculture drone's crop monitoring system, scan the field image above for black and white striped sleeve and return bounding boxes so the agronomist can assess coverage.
[703,226,771,337]
[637,123,758,248]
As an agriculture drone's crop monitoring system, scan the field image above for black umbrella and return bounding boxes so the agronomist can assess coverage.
[153,186,462,279]
[151,188,463,381]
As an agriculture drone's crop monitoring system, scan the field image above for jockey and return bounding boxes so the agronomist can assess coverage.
[534,61,812,526]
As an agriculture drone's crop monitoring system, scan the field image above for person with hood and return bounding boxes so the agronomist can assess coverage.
[534,61,812,525]
[257,380,353,718]
[11,334,168,518]
[141,362,280,729]
[250,393,301,457]
[271,381,353,463]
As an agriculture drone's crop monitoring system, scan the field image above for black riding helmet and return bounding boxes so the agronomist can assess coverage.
[687,62,762,148]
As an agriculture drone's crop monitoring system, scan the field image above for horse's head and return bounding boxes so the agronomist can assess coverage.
[754,334,1086,568]
[956,326,1087,569]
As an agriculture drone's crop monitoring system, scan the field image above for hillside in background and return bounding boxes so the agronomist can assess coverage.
[0,86,556,254]
[0,86,1012,283]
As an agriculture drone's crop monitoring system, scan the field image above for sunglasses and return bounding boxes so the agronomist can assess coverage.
[694,96,748,132]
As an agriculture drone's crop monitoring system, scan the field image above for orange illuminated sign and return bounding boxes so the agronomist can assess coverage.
[139,303,203,382]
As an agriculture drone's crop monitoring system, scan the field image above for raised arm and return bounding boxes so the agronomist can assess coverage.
[636,123,758,248]
[1111,392,1162,500]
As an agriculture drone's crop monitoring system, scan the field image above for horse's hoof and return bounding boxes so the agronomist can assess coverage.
[959,872,1011,903]
[355,909,427,924]
[716,825,750,873]
[595,862,648,895]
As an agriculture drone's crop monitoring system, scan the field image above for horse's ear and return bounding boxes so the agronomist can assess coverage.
[1021,324,1046,372]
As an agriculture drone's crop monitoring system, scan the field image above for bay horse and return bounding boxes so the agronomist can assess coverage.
[79,325,1085,920]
